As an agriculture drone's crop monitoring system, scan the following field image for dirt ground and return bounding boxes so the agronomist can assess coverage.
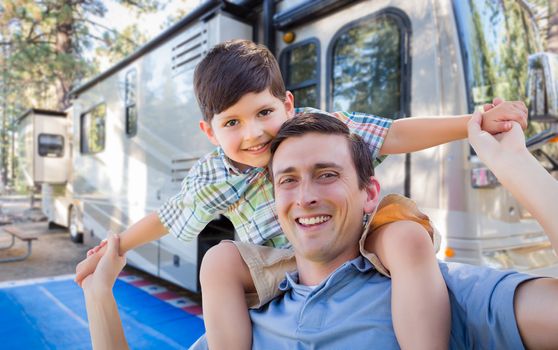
[0,196,95,282]
[0,195,202,303]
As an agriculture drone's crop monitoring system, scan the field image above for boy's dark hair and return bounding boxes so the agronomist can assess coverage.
[194,39,286,122]
[270,113,375,189]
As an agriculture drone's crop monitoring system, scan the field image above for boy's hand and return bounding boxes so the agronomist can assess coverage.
[87,238,107,257]
[82,234,127,294]
[468,111,527,167]
[481,98,527,134]
[75,244,107,287]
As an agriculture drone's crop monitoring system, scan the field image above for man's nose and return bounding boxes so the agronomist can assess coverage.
[296,180,319,207]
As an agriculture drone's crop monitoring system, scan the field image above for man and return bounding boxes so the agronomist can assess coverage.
[83,112,558,349]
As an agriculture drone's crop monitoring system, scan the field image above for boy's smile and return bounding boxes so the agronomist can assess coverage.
[200,89,294,171]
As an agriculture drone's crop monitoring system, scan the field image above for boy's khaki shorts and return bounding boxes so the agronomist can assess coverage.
[232,194,441,308]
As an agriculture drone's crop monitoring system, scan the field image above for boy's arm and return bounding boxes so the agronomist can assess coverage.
[118,212,168,254]
[467,112,558,349]
[380,99,527,155]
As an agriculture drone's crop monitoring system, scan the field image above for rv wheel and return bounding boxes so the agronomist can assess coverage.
[69,206,84,244]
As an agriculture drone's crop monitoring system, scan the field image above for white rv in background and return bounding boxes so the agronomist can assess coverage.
[37,0,558,292]
[16,109,70,187]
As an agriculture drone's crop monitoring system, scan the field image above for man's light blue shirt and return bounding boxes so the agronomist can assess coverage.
[250,257,533,350]
[191,257,536,349]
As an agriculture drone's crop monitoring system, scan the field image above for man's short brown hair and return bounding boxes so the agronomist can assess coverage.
[194,39,286,122]
[270,113,375,189]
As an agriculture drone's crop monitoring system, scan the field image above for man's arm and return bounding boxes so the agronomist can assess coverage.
[467,111,558,349]
[380,100,527,155]
[83,234,130,350]
[75,212,167,286]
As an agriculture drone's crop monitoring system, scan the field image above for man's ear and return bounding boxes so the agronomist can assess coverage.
[284,91,295,118]
[363,177,381,214]
[199,120,219,146]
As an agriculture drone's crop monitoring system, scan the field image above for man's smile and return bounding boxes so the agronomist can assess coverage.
[296,215,332,227]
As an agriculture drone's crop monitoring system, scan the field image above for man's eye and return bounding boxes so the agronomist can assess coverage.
[258,109,273,117]
[224,120,239,127]
[279,177,295,185]
[319,172,338,180]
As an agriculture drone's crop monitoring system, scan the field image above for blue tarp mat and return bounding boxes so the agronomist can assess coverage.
[0,278,205,349]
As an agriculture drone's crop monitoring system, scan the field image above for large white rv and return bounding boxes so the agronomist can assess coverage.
[40,0,558,292]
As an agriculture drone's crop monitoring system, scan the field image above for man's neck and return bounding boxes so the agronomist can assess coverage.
[295,251,360,286]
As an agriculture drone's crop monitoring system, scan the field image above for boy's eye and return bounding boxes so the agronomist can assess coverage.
[258,109,273,117]
[224,119,239,127]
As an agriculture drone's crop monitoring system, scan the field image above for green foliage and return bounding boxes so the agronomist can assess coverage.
[0,0,166,187]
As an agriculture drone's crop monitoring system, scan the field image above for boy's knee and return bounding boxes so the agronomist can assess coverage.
[380,221,434,260]
[200,242,244,283]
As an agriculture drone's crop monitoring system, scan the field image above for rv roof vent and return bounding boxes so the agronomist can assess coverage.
[171,155,200,183]
[171,24,209,76]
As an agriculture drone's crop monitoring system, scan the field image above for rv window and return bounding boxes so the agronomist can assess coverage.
[38,133,64,158]
[453,0,538,107]
[281,40,319,108]
[125,69,138,137]
[81,104,106,154]
[331,14,404,119]
[453,0,558,160]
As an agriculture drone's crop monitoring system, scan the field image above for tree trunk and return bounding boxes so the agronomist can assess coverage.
[55,2,75,110]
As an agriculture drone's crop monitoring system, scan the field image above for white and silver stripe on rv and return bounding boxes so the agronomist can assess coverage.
[171,23,209,76]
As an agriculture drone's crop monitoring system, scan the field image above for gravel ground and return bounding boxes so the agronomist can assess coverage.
[0,196,95,282]
[0,195,202,304]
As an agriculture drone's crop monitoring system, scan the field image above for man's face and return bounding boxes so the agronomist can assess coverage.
[200,89,294,171]
[272,133,380,265]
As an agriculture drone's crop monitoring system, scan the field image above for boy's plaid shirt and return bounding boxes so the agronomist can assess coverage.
[158,108,393,248]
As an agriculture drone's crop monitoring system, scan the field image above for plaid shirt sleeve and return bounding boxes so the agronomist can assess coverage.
[295,108,393,167]
[332,111,392,166]
[157,151,244,242]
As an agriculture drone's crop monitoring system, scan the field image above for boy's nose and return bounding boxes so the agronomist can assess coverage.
[244,122,264,140]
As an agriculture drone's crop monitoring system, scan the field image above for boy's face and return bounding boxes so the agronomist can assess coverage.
[200,89,294,170]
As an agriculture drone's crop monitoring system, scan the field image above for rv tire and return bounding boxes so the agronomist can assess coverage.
[69,206,83,244]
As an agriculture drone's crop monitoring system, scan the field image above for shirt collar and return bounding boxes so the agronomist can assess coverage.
[217,147,264,176]
[279,255,375,293]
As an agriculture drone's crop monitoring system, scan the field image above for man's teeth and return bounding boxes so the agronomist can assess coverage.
[298,216,330,226]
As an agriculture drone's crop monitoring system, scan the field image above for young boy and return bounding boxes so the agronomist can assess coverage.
[76,40,527,349]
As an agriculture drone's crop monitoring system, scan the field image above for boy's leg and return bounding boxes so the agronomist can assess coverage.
[361,194,449,350]
[366,220,450,350]
[200,240,296,350]
[200,242,254,350]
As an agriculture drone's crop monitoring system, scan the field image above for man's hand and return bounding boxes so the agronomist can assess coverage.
[481,98,527,134]
[76,233,114,287]
[75,240,109,287]
[82,234,126,294]
[468,111,528,171]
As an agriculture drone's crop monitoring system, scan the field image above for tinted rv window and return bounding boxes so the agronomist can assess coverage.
[38,133,64,157]
[81,104,106,154]
[125,69,138,137]
[453,0,538,107]
[281,40,319,108]
[331,14,405,119]
[453,1,558,160]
